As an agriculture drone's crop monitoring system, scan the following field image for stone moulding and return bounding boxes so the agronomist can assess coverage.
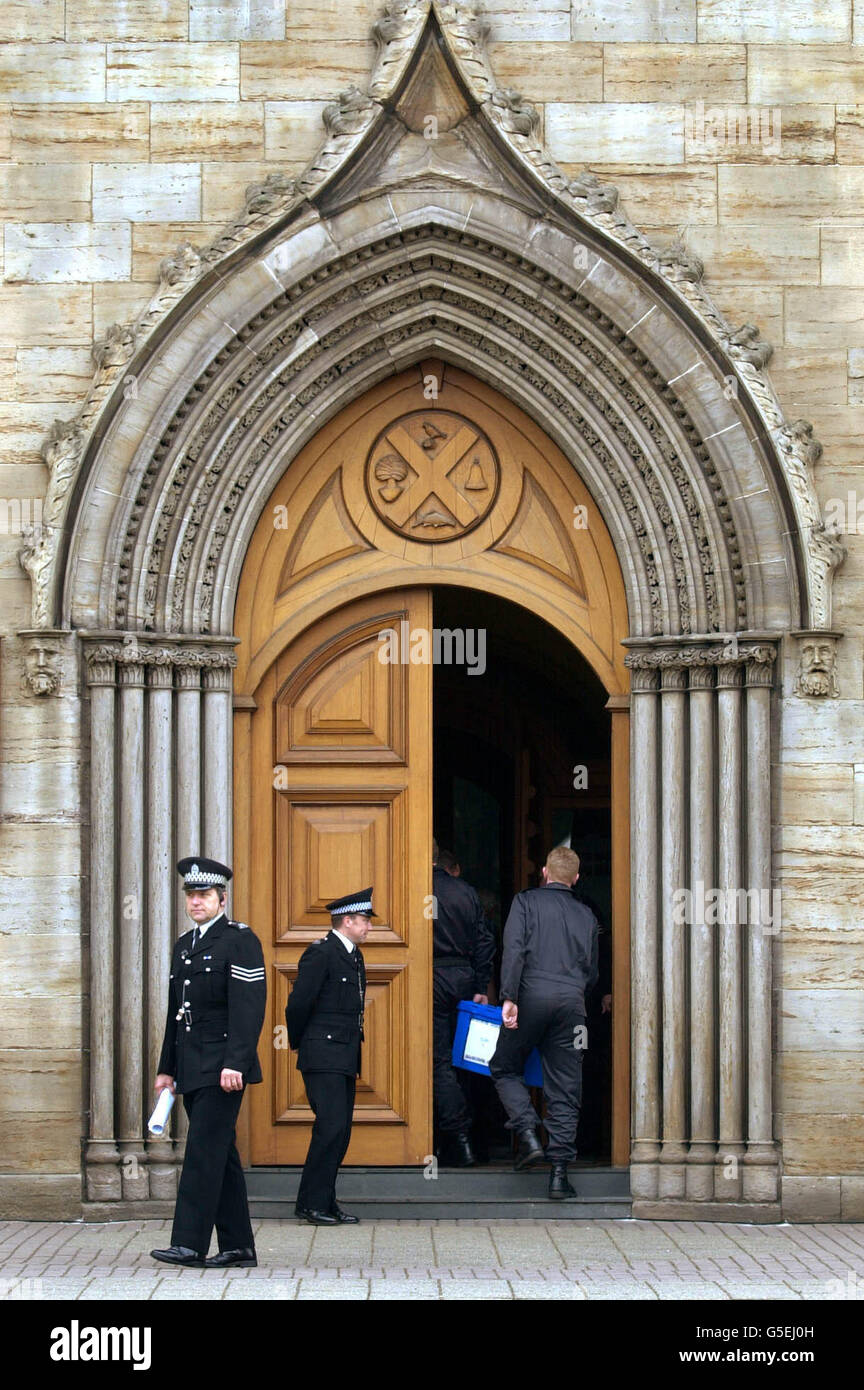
[623,642,778,670]
[21,0,843,635]
[112,222,747,639]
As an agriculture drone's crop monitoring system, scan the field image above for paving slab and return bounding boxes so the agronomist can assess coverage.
[1,1218,861,1301]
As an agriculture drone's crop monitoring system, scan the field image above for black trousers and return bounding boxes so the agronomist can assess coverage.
[296,1071,356,1213]
[433,960,475,1135]
[171,1085,254,1256]
[489,989,587,1164]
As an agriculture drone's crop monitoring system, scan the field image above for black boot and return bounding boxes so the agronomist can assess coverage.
[548,1164,578,1200]
[450,1131,476,1167]
[514,1126,544,1170]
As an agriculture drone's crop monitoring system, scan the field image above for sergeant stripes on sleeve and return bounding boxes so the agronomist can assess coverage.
[230,965,266,980]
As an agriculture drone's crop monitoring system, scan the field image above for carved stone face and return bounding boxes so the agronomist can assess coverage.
[797,638,837,697]
[25,640,61,696]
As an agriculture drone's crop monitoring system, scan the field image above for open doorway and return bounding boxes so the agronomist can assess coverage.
[432,587,613,1166]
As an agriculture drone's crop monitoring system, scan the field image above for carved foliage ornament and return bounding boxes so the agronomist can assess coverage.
[23,0,839,637]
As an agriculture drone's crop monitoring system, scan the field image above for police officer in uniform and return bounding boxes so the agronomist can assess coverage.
[285,887,370,1226]
[432,841,495,1166]
[489,846,599,1200]
[150,857,266,1267]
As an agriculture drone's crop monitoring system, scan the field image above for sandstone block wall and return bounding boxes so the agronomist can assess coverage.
[1,0,862,1218]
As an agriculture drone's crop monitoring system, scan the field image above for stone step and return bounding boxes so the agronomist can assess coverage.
[249,1196,632,1220]
[246,1165,632,1219]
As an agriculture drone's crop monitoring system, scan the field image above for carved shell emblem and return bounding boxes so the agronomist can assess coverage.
[365,410,499,542]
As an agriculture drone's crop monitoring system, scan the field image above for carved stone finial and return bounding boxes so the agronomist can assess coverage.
[92,323,137,372]
[19,527,57,629]
[159,241,202,288]
[41,416,85,473]
[373,0,428,47]
[322,85,377,140]
[654,238,704,284]
[568,172,620,214]
[39,417,84,537]
[244,171,297,216]
[721,322,773,369]
[22,635,63,696]
[779,418,823,468]
[490,87,541,140]
[794,631,840,698]
[435,1,495,99]
[370,0,431,99]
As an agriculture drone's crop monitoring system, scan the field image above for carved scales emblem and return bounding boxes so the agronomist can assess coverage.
[366,410,499,541]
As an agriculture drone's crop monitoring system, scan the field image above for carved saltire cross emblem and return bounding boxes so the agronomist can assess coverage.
[366,409,499,541]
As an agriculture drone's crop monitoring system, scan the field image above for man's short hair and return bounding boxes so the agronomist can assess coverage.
[545,846,580,883]
[437,849,459,873]
[432,837,439,863]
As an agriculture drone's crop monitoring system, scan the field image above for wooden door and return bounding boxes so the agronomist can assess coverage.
[247,589,433,1165]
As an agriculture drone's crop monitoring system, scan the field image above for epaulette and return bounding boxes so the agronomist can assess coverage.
[229,919,250,930]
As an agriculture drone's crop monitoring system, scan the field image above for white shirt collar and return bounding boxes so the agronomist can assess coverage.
[194,910,225,939]
[334,928,355,954]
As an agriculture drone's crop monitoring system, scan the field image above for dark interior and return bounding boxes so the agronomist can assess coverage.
[431,587,613,1165]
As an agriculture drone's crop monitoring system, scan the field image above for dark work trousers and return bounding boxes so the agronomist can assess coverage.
[489,989,587,1164]
[433,959,475,1135]
[296,1072,356,1214]
[171,1085,253,1256]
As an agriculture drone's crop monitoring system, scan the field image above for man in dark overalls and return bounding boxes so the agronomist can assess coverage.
[286,887,370,1225]
[151,856,266,1267]
[432,841,496,1166]
[490,846,599,1199]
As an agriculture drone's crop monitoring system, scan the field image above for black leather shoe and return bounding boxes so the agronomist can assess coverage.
[302,1209,339,1225]
[205,1247,257,1268]
[548,1164,578,1200]
[150,1245,205,1267]
[449,1131,476,1167]
[332,1205,360,1224]
[514,1127,544,1170]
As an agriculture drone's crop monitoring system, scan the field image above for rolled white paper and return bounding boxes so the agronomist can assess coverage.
[148,1088,176,1135]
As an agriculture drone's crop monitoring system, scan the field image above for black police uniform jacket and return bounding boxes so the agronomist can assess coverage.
[285,931,366,1077]
[157,913,266,1093]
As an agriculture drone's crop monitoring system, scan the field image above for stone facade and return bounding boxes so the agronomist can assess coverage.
[1,1,862,1222]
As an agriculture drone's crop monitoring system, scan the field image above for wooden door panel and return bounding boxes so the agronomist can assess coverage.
[274,961,408,1125]
[276,627,407,763]
[276,793,402,943]
[248,588,432,1165]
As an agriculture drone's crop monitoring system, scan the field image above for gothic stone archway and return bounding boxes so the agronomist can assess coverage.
[28,2,844,1220]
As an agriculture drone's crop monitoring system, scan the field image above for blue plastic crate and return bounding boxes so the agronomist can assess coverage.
[451,999,543,1086]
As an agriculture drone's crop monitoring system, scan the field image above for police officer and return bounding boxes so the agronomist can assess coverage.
[285,887,370,1226]
[432,841,495,1166]
[150,857,266,1267]
[489,846,599,1199]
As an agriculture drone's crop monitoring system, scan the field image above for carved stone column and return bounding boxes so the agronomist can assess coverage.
[175,664,202,863]
[629,667,661,1198]
[145,659,177,1199]
[202,663,233,863]
[687,663,716,1200]
[715,662,744,1199]
[625,637,779,1216]
[84,649,121,1200]
[659,663,688,1197]
[743,657,779,1201]
[80,635,237,1208]
[117,652,148,1199]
